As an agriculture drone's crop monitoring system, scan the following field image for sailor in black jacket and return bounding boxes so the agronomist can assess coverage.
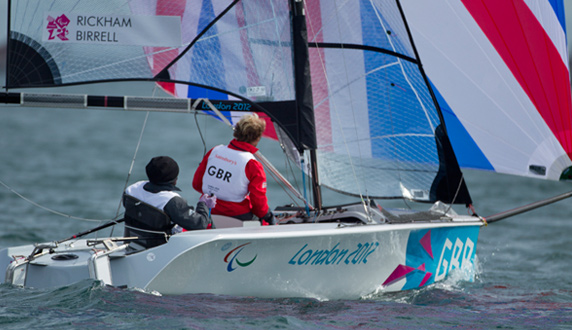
[123,156,215,247]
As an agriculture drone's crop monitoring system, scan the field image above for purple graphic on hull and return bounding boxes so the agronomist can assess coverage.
[382,226,479,290]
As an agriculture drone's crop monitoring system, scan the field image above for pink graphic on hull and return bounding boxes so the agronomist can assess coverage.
[420,230,433,258]
[419,272,432,287]
[382,264,415,287]
[383,230,435,288]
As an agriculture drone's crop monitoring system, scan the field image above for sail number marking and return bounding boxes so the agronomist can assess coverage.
[435,237,475,281]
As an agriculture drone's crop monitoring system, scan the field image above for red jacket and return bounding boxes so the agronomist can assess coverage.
[192,139,269,218]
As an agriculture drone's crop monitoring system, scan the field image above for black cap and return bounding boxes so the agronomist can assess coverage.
[145,156,179,184]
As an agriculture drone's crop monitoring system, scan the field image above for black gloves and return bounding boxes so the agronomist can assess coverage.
[261,211,276,225]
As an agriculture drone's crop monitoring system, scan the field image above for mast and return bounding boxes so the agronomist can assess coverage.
[290,0,322,210]
[5,0,12,89]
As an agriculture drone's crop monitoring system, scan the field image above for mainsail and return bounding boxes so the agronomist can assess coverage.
[301,0,470,203]
[4,0,474,205]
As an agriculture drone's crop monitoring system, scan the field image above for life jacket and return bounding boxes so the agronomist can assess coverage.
[201,145,254,202]
[125,181,180,210]
[123,181,180,249]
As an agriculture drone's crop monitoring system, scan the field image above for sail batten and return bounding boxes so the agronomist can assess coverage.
[302,0,471,203]
[18,0,572,204]
[4,0,474,203]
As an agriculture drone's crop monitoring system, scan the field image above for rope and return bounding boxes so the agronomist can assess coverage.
[255,151,312,209]
[0,93,232,227]
[124,223,171,237]
[195,107,208,157]
[115,111,150,219]
[443,173,466,215]
[0,178,118,222]
[0,103,150,228]
[305,0,370,216]
[301,158,311,216]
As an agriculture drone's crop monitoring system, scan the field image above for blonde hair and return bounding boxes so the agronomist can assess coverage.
[233,113,266,144]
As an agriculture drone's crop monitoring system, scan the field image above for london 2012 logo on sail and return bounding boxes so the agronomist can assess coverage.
[46,14,71,41]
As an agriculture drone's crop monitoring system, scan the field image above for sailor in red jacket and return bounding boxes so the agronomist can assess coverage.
[193,113,275,225]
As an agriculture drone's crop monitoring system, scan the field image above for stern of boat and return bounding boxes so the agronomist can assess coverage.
[0,239,129,289]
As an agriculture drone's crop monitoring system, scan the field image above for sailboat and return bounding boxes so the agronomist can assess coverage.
[0,0,570,300]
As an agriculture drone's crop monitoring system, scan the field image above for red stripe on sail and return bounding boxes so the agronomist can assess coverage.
[152,0,187,95]
[235,2,278,140]
[462,0,572,160]
[306,0,333,151]
[259,115,278,140]
[235,2,259,89]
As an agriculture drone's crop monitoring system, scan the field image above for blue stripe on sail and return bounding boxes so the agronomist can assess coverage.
[432,82,493,171]
[187,85,228,100]
[548,0,567,35]
[187,0,228,100]
[360,1,416,162]
[360,1,394,162]
[360,0,438,165]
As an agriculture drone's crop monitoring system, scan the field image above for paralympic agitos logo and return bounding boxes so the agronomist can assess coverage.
[223,242,257,272]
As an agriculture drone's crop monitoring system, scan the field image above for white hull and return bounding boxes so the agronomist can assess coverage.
[1,204,484,300]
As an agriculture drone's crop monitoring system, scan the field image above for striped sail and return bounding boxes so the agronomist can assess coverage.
[401,0,572,181]
[131,0,296,140]
[300,0,470,202]
[5,0,481,204]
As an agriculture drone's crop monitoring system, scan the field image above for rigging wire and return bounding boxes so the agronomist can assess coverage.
[256,151,311,210]
[0,178,121,222]
[194,108,207,157]
[281,148,303,208]
[266,164,303,209]
[444,173,466,215]
[300,158,311,217]
[108,110,151,237]
[0,99,152,228]
[191,98,233,158]
[305,0,370,216]
[115,111,150,219]
[273,128,307,209]
[333,0,370,209]
[110,83,165,236]
[285,155,302,196]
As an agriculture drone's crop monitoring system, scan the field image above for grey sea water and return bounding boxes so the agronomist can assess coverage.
[1,82,572,329]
